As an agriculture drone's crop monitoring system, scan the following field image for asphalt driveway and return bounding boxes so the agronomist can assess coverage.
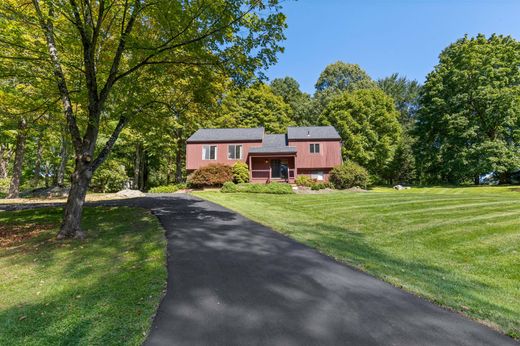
[1,194,516,345]
[135,194,514,346]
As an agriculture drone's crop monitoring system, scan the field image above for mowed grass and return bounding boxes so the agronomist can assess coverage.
[0,207,167,346]
[195,187,520,338]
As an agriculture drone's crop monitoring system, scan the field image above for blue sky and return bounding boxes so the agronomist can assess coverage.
[266,0,520,94]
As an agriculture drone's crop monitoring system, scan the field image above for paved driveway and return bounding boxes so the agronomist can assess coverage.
[135,195,514,346]
[1,194,516,345]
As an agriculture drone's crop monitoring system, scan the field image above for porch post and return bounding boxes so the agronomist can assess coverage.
[293,154,297,182]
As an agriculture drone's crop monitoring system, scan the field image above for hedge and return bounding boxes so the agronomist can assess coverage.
[221,182,294,194]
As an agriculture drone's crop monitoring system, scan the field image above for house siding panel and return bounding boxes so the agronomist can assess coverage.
[186,141,261,171]
[289,140,342,169]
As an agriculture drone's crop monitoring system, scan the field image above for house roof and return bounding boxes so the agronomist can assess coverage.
[249,134,297,154]
[187,127,264,143]
[287,126,341,140]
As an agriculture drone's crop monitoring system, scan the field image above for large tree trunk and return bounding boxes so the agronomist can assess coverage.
[58,161,93,239]
[7,119,27,199]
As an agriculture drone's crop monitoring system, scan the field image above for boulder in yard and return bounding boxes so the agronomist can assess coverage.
[115,189,145,198]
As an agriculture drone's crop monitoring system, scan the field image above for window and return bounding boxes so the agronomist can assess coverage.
[202,145,217,160]
[228,144,243,160]
[310,143,320,153]
[311,171,324,181]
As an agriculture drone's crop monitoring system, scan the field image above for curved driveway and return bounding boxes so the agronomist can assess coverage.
[1,194,516,345]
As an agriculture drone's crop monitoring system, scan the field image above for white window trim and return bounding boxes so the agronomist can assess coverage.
[310,143,320,154]
[227,144,243,160]
[202,145,217,160]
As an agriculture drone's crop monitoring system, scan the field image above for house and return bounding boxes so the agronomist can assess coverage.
[186,126,342,183]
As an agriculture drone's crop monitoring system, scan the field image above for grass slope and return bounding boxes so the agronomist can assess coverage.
[195,187,520,338]
[0,207,166,346]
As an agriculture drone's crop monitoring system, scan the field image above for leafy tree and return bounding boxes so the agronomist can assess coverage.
[313,62,377,118]
[320,88,401,181]
[415,34,520,184]
[0,0,286,238]
[217,83,294,133]
[315,61,376,93]
[270,77,313,125]
[377,73,421,128]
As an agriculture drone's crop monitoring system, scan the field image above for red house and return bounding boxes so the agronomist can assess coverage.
[186,126,342,183]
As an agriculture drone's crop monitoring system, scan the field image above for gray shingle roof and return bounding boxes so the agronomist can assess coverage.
[187,127,264,142]
[287,126,341,140]
[249,134,297,154]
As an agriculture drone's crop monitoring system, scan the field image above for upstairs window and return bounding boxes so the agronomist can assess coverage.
[228,144,243,160]
[202,145,217,160]
[310,143,320,154]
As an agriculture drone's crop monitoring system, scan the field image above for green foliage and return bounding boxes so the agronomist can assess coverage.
[315,61,376,93]
[320,88,402,180]
[221,182,294,194]
[384,134,417,184]
[270,77,313,125]
[188,164,233,188]
[232,161,250,184]
[217,83,295,133]
[377,73,421,128]
[149,183,187,193]
[295,175,314,187]
[415,34,520,184]
[0,207,166,345]
[90,161,129,193]
[310,182,330,190]
[329,162,370,189]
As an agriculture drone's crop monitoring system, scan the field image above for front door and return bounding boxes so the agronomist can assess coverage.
[271,159,281,178]
[271,159,288,179]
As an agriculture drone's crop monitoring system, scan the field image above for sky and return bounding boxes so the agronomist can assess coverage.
[265,0,520,94]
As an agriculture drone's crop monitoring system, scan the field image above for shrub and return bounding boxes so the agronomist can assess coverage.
[329,161,370,189]
[295,175,314,187]
[221,182,293,194]
[149,183,187,193]
[188,164,233,188]
[221,181,238,193]
[91,161,129,193]
[232,162,250,183]
[311,182,330,190]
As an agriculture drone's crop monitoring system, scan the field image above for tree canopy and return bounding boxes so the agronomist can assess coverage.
[319,88,401,181]
[415,34,520,183]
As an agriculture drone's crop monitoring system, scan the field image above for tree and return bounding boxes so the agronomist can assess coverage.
[319,88,401,181]
[377,73,421,128]
[315,61,376,93]
[270,77,312,125]
[217,83,294,133]
[313,61,377,118]
[0,0,286,238]
[415,34,520,184]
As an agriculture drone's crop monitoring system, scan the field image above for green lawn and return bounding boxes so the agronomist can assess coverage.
[195,187,520,338]
[0,207,167,346]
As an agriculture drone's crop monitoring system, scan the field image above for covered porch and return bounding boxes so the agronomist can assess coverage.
[248,154,297,183]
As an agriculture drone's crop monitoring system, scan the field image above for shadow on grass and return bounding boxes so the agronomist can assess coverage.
[0,205,166,345]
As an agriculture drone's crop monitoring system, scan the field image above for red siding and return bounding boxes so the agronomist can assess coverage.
[186,141,261,171]
[289,139,342,169]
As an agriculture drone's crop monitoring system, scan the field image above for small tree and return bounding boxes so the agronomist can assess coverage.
[232,162,250,183]
[329,162,370,189]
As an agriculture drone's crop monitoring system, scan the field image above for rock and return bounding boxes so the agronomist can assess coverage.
[115,189,145,198]
[393,185,411,190]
